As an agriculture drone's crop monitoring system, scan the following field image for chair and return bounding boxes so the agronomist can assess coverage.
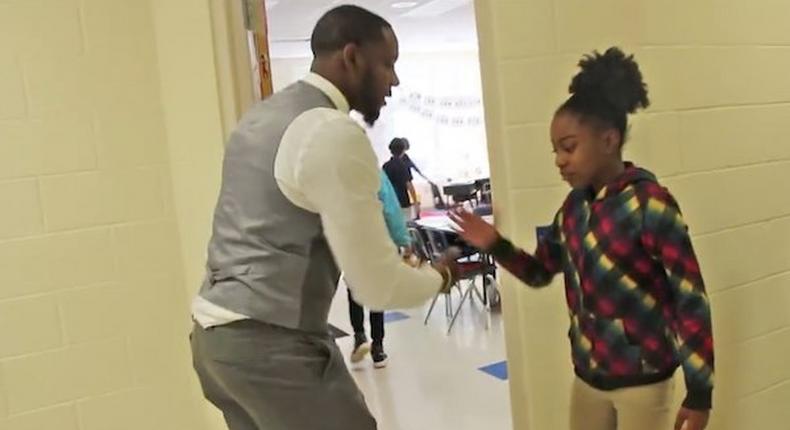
[473,203,493,216]
[482,274,502,328]
[443,182,478,207]
[407,226,430,261]
[408,226,457,319]
[421,227,497,334]
[479,181,492,205]
[429,182,448,210]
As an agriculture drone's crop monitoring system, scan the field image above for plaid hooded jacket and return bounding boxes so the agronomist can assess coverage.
[490,163,714,409]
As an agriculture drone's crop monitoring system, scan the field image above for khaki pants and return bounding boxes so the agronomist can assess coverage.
[191,321,377,430]
[570,377,674,430]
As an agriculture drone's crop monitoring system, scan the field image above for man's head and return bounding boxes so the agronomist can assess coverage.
[310,5,400,126]
[389,138,407,157]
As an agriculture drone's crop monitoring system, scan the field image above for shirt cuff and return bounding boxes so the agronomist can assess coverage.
[487,236,515,259]
[682,387,712,410]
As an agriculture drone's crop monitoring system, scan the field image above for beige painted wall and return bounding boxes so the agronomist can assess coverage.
[149,1,235,429]
[0,0,246,428]
[474,1,790,429]
[151,0,254,428]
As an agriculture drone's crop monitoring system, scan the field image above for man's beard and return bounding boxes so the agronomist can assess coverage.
[358,70,382,126]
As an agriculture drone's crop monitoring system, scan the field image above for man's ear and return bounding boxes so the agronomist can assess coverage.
[342,43,364,73]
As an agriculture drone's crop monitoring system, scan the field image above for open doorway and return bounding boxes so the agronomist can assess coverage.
[247,2,509,429]
[263,0,491,216]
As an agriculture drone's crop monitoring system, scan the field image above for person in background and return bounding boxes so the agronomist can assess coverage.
[383,137,418,220]
[401,138,429,181]
[451,47,714,430]
[347,170,412,368]
[401,138,434,217]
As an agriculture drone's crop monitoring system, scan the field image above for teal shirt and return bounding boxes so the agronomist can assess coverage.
[378,171,411,247]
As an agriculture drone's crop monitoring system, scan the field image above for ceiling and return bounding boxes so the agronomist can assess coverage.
[264,0,479,58]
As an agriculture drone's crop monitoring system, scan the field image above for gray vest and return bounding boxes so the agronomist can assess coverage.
[198,81,341,334]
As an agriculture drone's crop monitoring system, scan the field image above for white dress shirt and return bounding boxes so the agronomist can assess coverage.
[192,73,442,328]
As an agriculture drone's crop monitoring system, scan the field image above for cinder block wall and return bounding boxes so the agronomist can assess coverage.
[474,1,790,429]
[0,0,214,428]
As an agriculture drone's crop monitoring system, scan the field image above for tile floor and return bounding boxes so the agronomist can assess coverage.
[329,280,513,430]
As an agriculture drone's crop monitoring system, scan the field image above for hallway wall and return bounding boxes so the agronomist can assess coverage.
[474,1,790,428]
[0,0,226,428]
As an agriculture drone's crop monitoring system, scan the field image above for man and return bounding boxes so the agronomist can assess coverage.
[383,137,417,220]
[190,6,457,430]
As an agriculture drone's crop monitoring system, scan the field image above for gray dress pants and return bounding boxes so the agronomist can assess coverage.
[190,320,377,430]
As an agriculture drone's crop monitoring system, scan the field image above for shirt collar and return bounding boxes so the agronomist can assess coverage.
[302,72,350,114]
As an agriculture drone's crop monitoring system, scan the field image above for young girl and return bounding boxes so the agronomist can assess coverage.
[451,48,714,430]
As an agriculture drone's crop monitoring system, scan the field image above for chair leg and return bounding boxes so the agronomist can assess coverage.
[452,282,463,310]
[472,281,485,304]
[483,275,500,330]
[482,275,489,305]
[483,280,491,330]
[461,277,483,306]
[424,293,440,325]
[447,283,474,335]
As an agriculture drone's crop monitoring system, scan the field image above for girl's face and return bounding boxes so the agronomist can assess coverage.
[550,111,621,190]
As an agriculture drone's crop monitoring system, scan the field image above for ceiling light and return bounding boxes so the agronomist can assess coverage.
[391,1,419,9]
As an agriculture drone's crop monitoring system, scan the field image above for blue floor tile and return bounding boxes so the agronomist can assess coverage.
[479,360,508,381]
[383,311,410,323]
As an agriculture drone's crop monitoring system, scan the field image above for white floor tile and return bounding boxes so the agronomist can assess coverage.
[330,281,513,430]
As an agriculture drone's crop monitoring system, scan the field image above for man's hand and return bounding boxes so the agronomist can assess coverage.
[674,407,709,430]
[433,247,461,293]
[401,247,419,267]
